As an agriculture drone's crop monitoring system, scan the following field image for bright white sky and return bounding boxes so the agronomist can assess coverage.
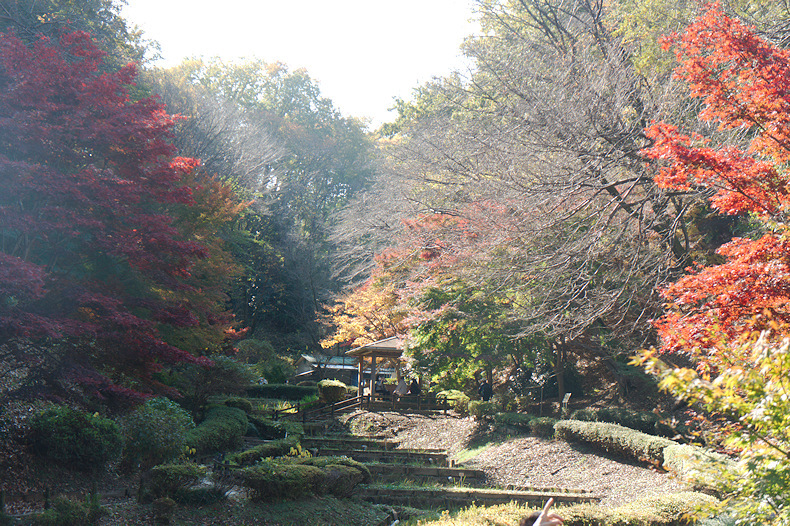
[121,1,479,128]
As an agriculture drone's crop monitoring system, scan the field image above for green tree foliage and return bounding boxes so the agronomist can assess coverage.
[29,405,123,471]
[120,397,194,470]
[636,5,790,523]
[0,0,152,69]
[170,355,255,414]
[155,58,375,350]
[643,336,790,524]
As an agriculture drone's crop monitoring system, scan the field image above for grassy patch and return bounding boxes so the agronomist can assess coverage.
[453,442,496,464]
[103,495,398,525]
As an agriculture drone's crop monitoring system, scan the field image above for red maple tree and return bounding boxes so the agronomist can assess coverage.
[0,31,212,402]
[642,3,790,373]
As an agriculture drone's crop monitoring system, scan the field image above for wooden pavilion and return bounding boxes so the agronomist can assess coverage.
[346,336,405,401]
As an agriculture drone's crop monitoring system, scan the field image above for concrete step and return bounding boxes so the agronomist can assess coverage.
[315,447,448,466]
[301,436,398,451]
[366,463,486,484]
[355,484,601,509]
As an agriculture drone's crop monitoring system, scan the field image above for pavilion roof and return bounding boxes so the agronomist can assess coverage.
[346,336,404,358]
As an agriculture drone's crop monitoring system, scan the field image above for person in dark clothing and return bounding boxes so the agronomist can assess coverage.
[478,379,493,402]
[408,378,421,395]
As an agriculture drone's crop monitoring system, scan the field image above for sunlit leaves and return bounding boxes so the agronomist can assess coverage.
[0,31,211,402]
[643,4,790,370]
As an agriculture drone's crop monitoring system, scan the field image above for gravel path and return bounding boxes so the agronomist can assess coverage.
[341,410,688,507]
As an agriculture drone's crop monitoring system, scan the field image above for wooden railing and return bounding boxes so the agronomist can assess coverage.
[269,393,452,423]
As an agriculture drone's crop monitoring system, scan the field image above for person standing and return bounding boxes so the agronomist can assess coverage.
[478,379,493,402]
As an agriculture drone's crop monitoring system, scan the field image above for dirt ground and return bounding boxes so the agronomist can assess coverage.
[340,409,689,507]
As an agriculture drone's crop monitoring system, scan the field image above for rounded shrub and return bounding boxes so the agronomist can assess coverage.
[528,417,557,438]
[436,390,470,415]
[185,405,248,455]
[317,379,347,404]
[148,463,205,500]
[29,406,123,471]
[121,397,194,469]
[238,457,368,501]
[493,412,534,429]
[468,400,497,420]
[224,397,253,413]
[33,496,105,525]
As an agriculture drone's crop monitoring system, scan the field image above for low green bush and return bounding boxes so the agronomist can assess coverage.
[148,463,205,500]
[253,356,295,384]
[561,491,718,525]
[569,407,677,438]
[296,456,372,484]
[436,390,470,415]
[174,356,256,413]
[229,435,300,466]
[528,416,557,438]
[33,496,104,526]
[239,462,324,501]
[224,397,253,413]
[172,486,226,506]
[317,379,347,404]
[121,397,194,469]
[492,412,555,437]
[493,412,534,429]
[468,400,497,420]
[663,444,735,492]
[247,415,303,440]
[554,420,675,466]
[29,406,123,471]
[238,457,369,501]
[185,405,248,455]
[245,384,318,400]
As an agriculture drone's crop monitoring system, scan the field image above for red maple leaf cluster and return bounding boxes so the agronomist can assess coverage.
[0,31,211,401]
[643,3,790,371]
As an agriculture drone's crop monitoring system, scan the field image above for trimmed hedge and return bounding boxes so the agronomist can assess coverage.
[492,413,556,437]
[229,435,300,466]
[29,406,123,471]
[561,491,718,525]
[32,496,105,526]
[146,463,205,501]
[185,405,248,455]
[554,420,674,466]
[529,416,557,438]
[245,384,318,400]
[435,390,470,414]
[247,415,304,440]
[569,407,677,438]
[296,456,372,483]
[224,397,253,413]
[238,457,368,501]
[468,400,497,420]
[494,412,533,428]
[317,379,347,404]
[663,444,735,492]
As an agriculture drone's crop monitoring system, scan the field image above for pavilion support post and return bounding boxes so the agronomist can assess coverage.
[357,359,363,403]
[370,354,378,403]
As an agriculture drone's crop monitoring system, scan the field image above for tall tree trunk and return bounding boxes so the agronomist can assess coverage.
[552,336,566,402]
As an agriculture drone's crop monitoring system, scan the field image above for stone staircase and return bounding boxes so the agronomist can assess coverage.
[305,431,602,510]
